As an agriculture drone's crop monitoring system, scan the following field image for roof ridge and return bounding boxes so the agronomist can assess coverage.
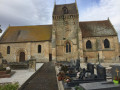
[9,24,52,27]
[55,3,75,6]
[79,20,108,23]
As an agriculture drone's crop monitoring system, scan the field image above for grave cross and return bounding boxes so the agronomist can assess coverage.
[116,68,119,77]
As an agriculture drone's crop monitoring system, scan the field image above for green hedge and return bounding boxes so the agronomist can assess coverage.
[0,82,19,90]
[75,86,83,90]
[0,67,6,71]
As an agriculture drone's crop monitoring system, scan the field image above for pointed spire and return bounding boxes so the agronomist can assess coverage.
[75,0,77,6]
[54,0,56,5]
[75,0,77,3]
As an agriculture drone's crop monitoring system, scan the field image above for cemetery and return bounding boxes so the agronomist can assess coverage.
[56,60,120,90]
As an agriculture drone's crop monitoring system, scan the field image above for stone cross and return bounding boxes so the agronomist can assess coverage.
[116,68,119,77]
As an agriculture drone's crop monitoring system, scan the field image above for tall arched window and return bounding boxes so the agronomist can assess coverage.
[38,45,41,53]
[7,46,10,54]
[86,40,92,49]
[66,42,71,53]
[104,39,110,48]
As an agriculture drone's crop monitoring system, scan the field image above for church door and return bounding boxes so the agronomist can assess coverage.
[19,52,25,62]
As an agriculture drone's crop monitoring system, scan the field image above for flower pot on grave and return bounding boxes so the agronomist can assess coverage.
[113,80,119,84]
[58,76,62,81]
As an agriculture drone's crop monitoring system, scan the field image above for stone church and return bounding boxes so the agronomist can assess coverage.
[0,2,119,63]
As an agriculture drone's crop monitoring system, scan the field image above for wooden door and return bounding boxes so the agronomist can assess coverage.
[49,54,52,61]
[19,52,25,62]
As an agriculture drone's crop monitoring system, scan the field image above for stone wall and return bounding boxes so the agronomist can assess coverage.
[0,41,51,62]
[82,36,119,63]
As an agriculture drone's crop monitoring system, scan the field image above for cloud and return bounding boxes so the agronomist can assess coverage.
[0,0,54,31]
[0,0,120,41]
[79,0,120,40]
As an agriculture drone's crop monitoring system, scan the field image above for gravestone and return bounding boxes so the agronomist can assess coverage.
[111,65,120,81]
[87,63,94,74]
[29,59,36,72]
[70,59,76,67]
[97,64,106,80]
[2,59,8,68]
[76,59,80,71]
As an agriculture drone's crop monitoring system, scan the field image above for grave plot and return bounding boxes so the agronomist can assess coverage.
[56,61,107,89]
[0,59,15,78]
[77,65,120,90]
[67,63,106,87]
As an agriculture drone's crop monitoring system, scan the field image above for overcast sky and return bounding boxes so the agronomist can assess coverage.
[0,0,120,40]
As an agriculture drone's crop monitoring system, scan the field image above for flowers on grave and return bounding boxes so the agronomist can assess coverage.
[64,76,71,83]
[113,68,120,84]
[113,76,119,84]
[6,67,11,74]
[57,71,65,81]
[61,65,69,73]
[76,71,80,79]
[114,76,118,80]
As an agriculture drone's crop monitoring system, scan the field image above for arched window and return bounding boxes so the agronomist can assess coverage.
[38,45,41,53]
[86,40,92,49]
[66,42,71,53]
[7,46,10,54]
[62,6,68,14]
[104,39,110,48]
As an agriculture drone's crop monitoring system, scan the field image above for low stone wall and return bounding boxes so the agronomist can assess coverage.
[29,59,36,72]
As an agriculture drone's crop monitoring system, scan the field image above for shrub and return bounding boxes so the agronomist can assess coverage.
[75,86,83,90]
[0,67,6,71]
[0,82,19,90]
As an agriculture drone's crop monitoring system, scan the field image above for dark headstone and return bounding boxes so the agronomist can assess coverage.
[2,59,7,64]
[97,64,106,80]
[76,59,80,71]
[87,63,94,74]
[70,59,75,67]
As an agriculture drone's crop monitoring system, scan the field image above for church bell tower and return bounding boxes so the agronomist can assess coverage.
[52,1,83,61]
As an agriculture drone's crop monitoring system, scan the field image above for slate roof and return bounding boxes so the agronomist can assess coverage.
[79,20,117,38]
[0,20,117,43]
[53,3,78,15]
[0,25,52,43]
